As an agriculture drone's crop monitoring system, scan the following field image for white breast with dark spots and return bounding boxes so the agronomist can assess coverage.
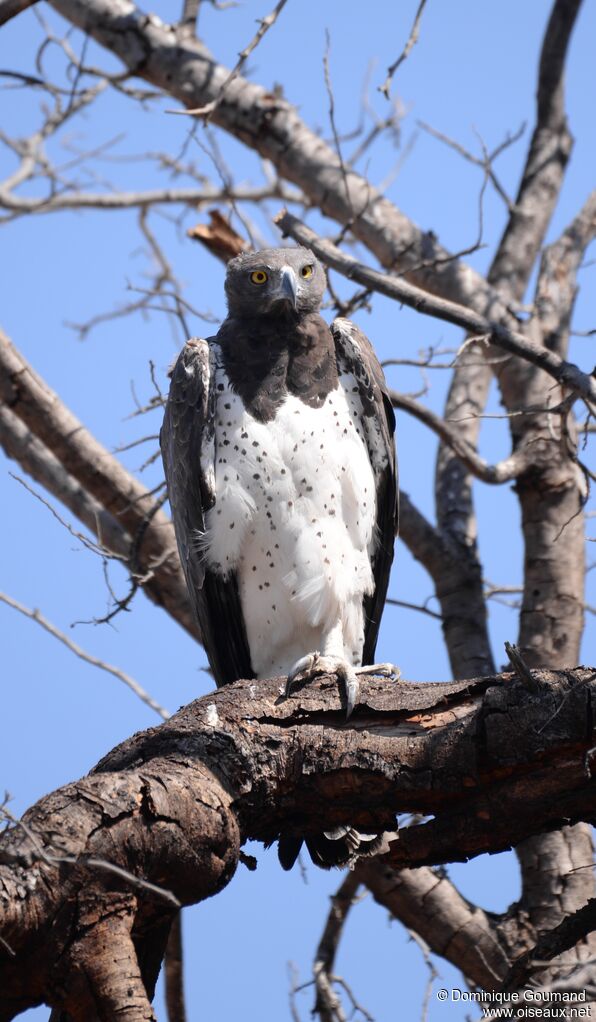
[203,358,377,678]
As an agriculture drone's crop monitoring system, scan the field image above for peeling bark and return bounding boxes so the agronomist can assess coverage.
[1,668,596,1016]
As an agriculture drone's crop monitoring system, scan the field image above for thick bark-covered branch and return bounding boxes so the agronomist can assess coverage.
[1,667,595,1017]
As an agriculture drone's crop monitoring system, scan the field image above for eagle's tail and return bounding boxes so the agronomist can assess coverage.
[277,826,397,870]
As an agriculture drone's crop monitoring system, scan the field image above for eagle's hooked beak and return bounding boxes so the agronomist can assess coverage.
[279,266,298,310]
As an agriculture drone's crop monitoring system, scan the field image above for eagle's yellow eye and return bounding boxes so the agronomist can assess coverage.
[301,264,314,279]
[250,270,268,285]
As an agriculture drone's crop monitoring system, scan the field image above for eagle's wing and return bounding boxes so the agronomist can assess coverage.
[332,317,398,663]
[161,338,254,686]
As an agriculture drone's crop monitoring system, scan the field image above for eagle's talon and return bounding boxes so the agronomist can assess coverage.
[285,652,319,697]
[286,653,360,717]
[343,672,359,719]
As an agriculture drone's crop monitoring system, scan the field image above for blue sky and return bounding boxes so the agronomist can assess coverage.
[1,1,595,1019]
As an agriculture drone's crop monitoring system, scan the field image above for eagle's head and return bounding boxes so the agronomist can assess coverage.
[224,246,326,318]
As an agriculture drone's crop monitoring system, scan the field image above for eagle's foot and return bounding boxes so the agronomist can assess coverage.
[286,653,360,718]
[355,662,401,681]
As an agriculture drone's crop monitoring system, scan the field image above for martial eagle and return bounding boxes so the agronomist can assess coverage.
[161,247,398,867]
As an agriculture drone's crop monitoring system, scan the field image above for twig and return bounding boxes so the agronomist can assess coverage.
[379,0,428,99]
[418,119,524,211]
[386,597,442,621]
[9,471,125,562]
[407,929,439,1022]
[175,0,288,121]
[0,591,170,720]
[0,805,180,908]
[323,31,354,225]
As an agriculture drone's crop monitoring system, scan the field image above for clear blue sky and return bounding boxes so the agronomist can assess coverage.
[1,1,595,1019]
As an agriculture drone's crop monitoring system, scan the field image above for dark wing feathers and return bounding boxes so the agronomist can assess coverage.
[332,317,398,664]
[160,338,254,686]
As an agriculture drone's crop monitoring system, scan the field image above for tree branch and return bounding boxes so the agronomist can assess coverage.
[535,189,596,358]
[0,330,198,641]
[357,862,510,989]
[2,667,596,1016]
[392,390,532,484]
[47,0,517,320]
[0,591,170,720]
[274,210,596,409]
[0,182,300,216]
[487,0,581,303]
[378,0,428,100]
[0,0,39,26]
[312,872,363,1022]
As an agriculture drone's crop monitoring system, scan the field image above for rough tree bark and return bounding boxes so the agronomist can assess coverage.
[2,667,596,1018]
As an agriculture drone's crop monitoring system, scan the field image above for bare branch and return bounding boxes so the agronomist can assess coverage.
[164,913,187,1022]
[0,591,171,720]
[178,0,289,121]
[312,872,367,1022]
[398,491,452,584]
[323,31,355,229]
[275,210,596,409]
[488,0,581,304]
[386,597,442,621]
[0,181,300,216]
[179,0,200,36]
[391,390,532,483]
[535,189,596,358]
[379,0,428,100]
[357,861,510,989]
[0,410,126,552]
[418,119,523,211]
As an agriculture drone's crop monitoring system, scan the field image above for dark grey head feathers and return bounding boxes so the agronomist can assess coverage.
[224,246,326,318]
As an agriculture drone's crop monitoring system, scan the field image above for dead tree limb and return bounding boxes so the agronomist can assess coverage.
[1,667,596,1018]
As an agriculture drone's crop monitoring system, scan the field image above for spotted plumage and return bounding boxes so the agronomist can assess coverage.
[161,247,398,868]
